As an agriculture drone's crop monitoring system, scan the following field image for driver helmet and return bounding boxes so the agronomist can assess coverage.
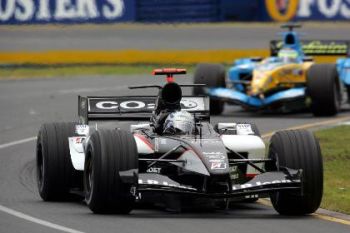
[163,110,195,135]
[278,48,299,63]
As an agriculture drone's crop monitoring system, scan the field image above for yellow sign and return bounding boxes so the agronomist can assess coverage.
[265,0,299,22]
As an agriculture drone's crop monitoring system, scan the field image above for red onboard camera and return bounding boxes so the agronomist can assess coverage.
[152,68,187,83]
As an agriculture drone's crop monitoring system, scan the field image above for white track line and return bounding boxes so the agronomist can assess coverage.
[0,137,85,233]
[0,204,85,233]
[0,136,37,150]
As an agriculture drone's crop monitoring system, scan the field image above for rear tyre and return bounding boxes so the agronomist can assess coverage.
[307,64,341,116]
[346,85,350,103]
[36,122,82,201]
[193,63,226,115]
[84,129,138,214]
[267,130,323,215]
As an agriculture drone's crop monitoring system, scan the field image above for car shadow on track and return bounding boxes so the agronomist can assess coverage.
[42,199,314,220]
[112,203,312,220]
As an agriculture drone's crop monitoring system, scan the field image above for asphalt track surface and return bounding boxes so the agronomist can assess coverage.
[1,74,350,233]
[2,23,350,51]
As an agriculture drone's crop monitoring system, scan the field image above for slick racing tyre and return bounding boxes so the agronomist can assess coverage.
[84,129,138,214]
[307,64,341,116]
[346,85,350,104]
[193,63,226,115]
[36,122,82,201]
[267,130,323,215]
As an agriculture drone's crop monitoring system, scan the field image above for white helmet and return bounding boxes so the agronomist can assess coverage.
[163,111,195,135]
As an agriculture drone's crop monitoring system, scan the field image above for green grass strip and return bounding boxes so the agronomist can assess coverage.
[315,125,350,214]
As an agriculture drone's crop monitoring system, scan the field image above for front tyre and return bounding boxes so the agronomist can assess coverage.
[84,129,138,214]
[307,64,341,116]
[36,122,82,201]
[267,130,323,215]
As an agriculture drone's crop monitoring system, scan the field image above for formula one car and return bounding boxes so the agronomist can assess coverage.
[194,24,350,116]
[36,68,323,215]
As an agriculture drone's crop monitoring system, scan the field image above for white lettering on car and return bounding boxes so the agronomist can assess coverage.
[95,101,119,110]
[232,179,293,190]
[119,101,146,109]
[138,179,197,190]
[210,162,227,170]
[146,167,161,173]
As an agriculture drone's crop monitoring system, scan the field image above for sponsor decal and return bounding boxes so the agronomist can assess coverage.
[203,151,226,160]
[209,159,225,163]
[74,137,85,144]
[302,40,349,55]
[180,99,198,109]
[0,0,132,24]
[245,194,259,199]
[272,40,349,56]
[138,179,196,190]
[146,167,161,173]
[207,155,226,160]
[95,100,153,110]
[190,139,223,144]
[232,179,293,190]
[203,151,223,155]
[75,125,89,136]
[91,97,206,112]
[229,166,239,180]
[265,0,299,22]
[292,69,303,76]
[210,162,227,170]
[236,124,254,135]
[267,0,350,22]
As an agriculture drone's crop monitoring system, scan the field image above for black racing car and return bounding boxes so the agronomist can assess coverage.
[36,68,323,215]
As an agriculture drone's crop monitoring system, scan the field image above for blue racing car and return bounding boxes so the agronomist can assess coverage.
[193,24,350,116]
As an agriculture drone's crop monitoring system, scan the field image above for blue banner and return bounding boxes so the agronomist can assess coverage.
[0,0,135,24]
[264,0,350,22]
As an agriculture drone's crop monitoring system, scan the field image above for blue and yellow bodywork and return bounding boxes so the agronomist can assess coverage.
[207,24,350,111]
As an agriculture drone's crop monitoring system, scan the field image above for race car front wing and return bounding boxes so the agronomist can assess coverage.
[127,170,302,199]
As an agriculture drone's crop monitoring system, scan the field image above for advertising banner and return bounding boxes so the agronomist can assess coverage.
[265,0,350,21]
[0,0,135,24]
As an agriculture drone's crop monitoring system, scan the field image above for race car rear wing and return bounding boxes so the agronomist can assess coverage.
[78,95,210,124]
[270,40,350,56]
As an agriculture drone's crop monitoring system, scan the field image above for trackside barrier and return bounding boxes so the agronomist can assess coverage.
[0,0,136,24]
[1,1,349,25]
[136,0,220,22]
[263,0,350,22]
